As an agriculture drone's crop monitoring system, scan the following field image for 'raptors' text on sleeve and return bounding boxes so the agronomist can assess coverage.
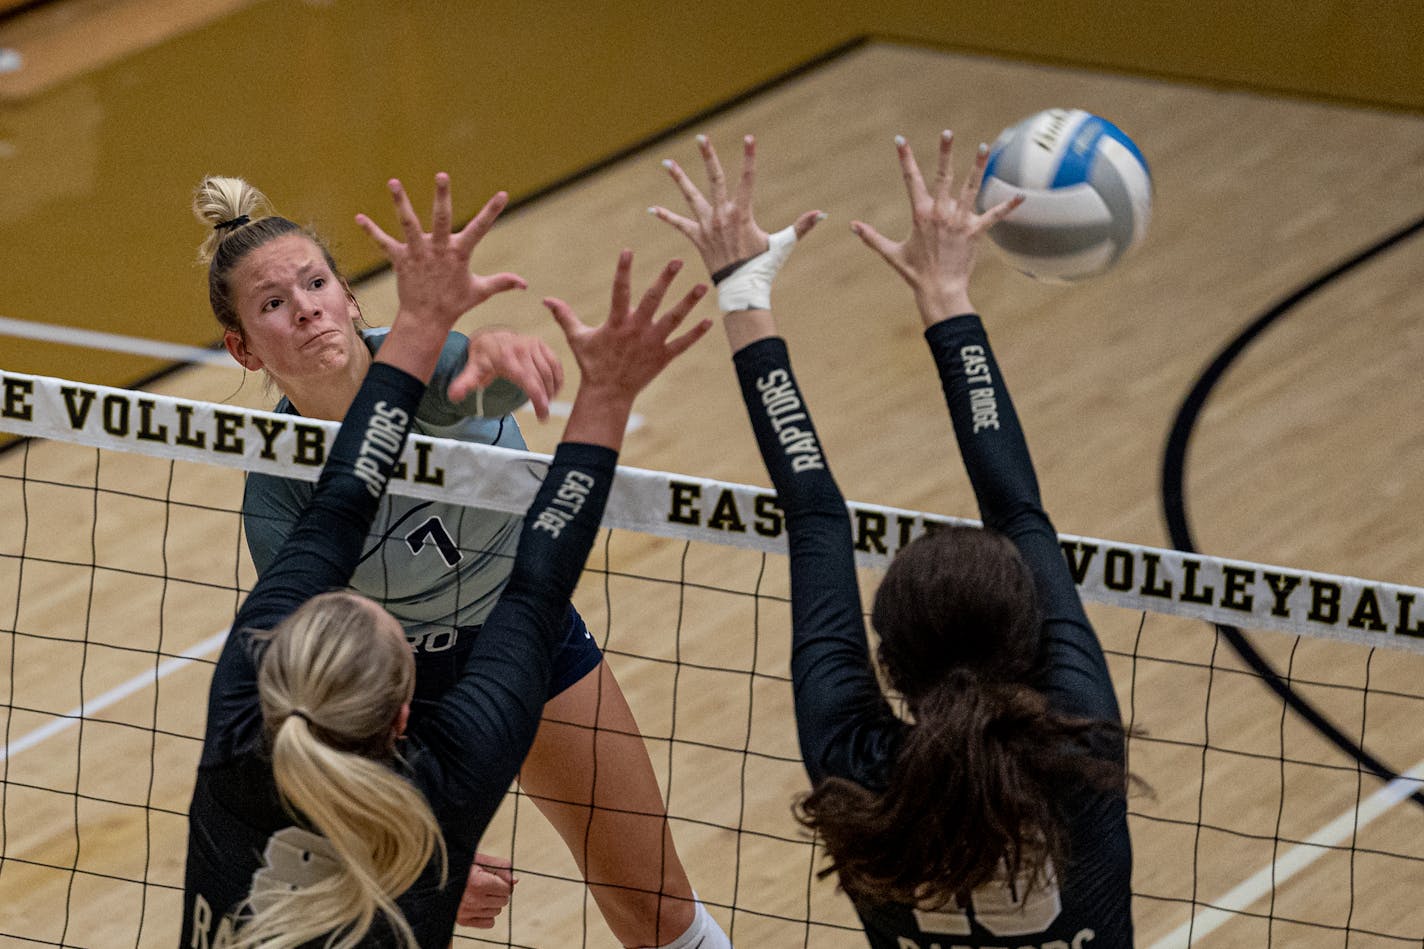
[354,401,411,498]
[755,369,825,472]
[959,345,1000,434]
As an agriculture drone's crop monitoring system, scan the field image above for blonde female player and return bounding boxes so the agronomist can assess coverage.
[650,133,1133,948]
[193,177,729,947]
[182,171,714,946]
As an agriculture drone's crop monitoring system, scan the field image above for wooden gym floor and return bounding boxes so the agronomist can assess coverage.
[4,39,1424,948]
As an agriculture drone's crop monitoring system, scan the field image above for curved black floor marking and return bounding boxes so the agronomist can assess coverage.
[1161,213,1424,810]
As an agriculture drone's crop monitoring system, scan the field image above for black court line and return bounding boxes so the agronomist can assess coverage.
[1161,213,1424,811]
[0,0,58,27]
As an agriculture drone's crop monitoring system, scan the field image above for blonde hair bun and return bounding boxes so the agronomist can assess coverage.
[193,176,273,264]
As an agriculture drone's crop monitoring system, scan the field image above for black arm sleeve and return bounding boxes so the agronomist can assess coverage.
[409,441,617,822]
[925,316,1120,726]
[202,363,426,762]
[732,338,901,789]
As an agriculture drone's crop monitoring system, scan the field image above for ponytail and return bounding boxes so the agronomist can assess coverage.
[233,592,445,949]
[797,525,1129,907]
[797,669,1125,906]
[193,175,274,267]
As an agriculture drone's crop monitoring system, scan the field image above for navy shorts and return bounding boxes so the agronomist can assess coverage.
[409,604,602,707]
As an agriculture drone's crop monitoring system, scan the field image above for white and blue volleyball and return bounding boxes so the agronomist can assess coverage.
[976,109,1151,282]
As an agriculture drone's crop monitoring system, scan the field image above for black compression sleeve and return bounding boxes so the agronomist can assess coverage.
[925,315,1043,525]
[926,314,1078,611]
[506,441,615,604]
[412,441,618,816]
[732,338,837,510]
[925,316,1118,724]
[733,339,899,788]
[203,362,424,758]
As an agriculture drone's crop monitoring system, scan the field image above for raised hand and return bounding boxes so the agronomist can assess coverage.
[852,131,1024,326]
[451,328,565,419]
[542,251,710,449]
[546,252,709,399]
[356,173,526,328]
[650,134,822,278]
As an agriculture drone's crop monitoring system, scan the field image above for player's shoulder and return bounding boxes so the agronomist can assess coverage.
[241,466,310,520]
[364,326,468,362]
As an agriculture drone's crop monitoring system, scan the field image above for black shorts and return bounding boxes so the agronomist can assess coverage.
[409,604,602,707]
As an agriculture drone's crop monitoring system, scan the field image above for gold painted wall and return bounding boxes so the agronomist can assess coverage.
[1,0,1419,389]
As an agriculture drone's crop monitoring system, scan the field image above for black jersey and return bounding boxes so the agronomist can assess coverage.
[181,360,618,948]
[732,318,1132,949]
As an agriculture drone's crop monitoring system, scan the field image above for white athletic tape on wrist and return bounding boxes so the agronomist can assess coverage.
[716,225,798,313]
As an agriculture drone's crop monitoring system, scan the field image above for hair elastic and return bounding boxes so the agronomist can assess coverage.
[214,214,250,233]
[289,708,315,725]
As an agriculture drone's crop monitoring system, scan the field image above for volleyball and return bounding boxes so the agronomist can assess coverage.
[976,108,1151,282]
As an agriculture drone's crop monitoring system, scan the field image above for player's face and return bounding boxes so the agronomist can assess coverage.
[224,234,365,388]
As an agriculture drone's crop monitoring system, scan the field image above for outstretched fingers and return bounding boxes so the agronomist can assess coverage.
[792,208,826,239]
[662,158,711,218]
[455,190,511,255]
[430,172,452,242]
[354,211,400,257]
[543,295,587,345]
[851,220,902,266]
[697,134,729,207]
[655,285,713,356]
[544,256,710,397]
[895,135,931,208]
[932,129,955,206]
[386,178,425,246]
[646,205,701,243]
[608,250,634,325]
[977,191,1026,231]
[734,134,757,214]
[631,258,685,323]
[472,270,529,302]
[958,141,991,213]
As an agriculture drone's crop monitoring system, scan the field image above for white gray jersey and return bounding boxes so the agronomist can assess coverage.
[242,329,529,652]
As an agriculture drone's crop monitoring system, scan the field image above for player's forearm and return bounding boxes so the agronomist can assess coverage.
[511,441,616,600]
[731,337,840,514]
[731,339,890,785]
[430,441,618,812]
[914,287,975,330]
[925,314,1044,525]
[373,308,450,385]
[561,384,636,453]
[723,308,777,353]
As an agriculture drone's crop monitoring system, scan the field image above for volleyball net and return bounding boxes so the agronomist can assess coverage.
[2,369,1423,947]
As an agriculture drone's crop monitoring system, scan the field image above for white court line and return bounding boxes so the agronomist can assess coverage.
[1,627,229,763]
[0,315,232,365]
[1147,762,1424,948]
[2,314,644,430]
[516,401,645,433]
